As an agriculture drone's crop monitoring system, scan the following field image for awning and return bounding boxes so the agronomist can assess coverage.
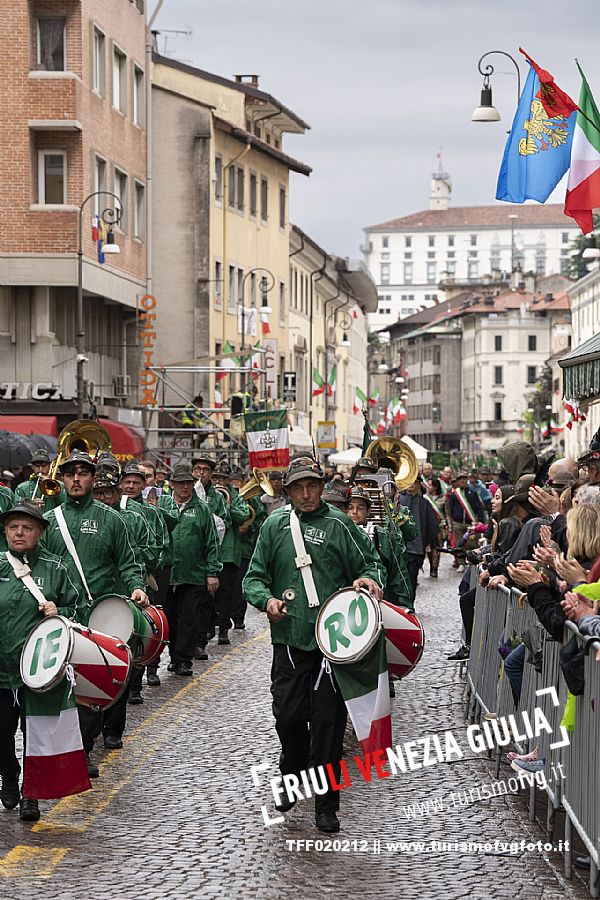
[99,419,145,461]
[0,415,58,436]
[558,332,600,401]
[288,425,313,450]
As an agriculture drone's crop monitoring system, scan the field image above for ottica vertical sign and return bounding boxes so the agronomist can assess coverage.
[139,294,157,405]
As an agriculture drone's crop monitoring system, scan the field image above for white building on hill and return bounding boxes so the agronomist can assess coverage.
[363,171,579,329]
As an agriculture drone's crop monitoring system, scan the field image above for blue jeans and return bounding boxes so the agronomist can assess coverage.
[504,642,526,703]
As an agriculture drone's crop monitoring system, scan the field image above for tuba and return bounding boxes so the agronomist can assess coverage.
[41,419,112,496]
[239,468,275,501]
[364,436,419,491]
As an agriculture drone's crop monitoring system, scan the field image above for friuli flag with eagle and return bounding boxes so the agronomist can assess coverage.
[496,58,577,203]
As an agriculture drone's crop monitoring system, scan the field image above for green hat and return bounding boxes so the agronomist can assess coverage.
[30,449,51,464]
[283,456,324,487]
[0,499,48,530]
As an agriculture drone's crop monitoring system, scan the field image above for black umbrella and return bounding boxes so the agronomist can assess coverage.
[26,434,58,454]
[0,430,37,468]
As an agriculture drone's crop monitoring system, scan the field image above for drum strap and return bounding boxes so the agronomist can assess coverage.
[54,507,94,606]
[120,495,128,510]
[5,552,46,611]
[289,511,320,608]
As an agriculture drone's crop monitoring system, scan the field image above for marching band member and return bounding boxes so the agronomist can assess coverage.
[322,480,351,512]
[192,455,228,545]
[261,470,286,515]
[41,450,149,776]
[211,461,252,644]
[0,499,79,822]
[160,463,222,672]
[346,486,415,609]
[231,468,266,630]
[15,448,65,510]
[244,456,384,834]
[0,480,15,551]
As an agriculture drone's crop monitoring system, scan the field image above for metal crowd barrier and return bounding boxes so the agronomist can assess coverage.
[463,576,600,896]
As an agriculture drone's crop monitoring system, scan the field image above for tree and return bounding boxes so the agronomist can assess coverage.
[566,214,600,279]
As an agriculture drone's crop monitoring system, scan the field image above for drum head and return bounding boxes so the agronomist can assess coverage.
[316,588,382,665]
[89,596,134,641]
[20,615,73,692]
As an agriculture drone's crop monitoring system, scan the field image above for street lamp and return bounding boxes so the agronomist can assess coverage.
[239,267,274,352]
[378,360,389,373]
[77,191,122,418]
[472,50,521,122]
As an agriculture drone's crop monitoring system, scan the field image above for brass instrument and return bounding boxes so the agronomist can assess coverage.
[364,436,419,491]
[239,468,275,501]
[214,485,231,503]
[41,419,112,496]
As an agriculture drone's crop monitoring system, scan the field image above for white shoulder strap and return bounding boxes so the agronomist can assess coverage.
[54,507,94,605]
[120,495,128,510]
[5,551,47,611]
[289,510,320,608]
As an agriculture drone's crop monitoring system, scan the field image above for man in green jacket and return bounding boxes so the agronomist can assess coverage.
[244,456,384,835]
[0,482,15,551]
[231,469,267,629]
[211,461,251,644]
[120,463,169,574]
[0,499,79,823]
[15,448,65,511]
[192,455,229,542]
[162,464,222,674]
[42,450,148,775]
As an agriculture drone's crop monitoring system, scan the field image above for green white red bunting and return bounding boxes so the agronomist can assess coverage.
[332,634,392,755]
[244,408,290,469]
[327,366,336,397]
[22,680,91,800]
[312,368,325,397]
[564,64,600,234]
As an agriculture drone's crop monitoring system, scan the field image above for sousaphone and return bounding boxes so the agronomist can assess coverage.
[364,436,419,491]
[41,419,112,496]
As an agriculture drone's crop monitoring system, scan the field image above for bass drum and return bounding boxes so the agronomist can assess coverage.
[380,600,425,680]
[315,587,382,665]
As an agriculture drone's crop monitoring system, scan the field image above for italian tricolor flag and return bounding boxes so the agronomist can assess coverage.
[369,387,380,408]
[353,387,367,415]
[332,635,392,755]
[327,366,336,397]
[564,65,600,235]
[22,681,91,800]
[244,408,290,469]
[312,368,325,397]
[217,340,240,381]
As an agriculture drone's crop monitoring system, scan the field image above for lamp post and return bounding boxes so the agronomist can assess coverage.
[238,267,273,402]
[472,50,521,122]
[77,191,121,418]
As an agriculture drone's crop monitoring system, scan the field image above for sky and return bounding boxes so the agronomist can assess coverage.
[155,0,600,258]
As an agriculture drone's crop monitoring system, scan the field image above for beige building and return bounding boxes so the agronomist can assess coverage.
[561,267,600,458]
[289,226,377,451]
[150,55,310,430]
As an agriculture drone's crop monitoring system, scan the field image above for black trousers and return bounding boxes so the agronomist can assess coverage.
[212,562,238,631]
[459,587,476,646]
[0,688,24,779]
[271,645,347,815]
[406,554,425,601]
[231,557,250,625]
[78,670,134,749]
[164,583,212,663]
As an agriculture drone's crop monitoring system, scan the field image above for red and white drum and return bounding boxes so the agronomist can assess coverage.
[380,600,425,680]
[20,615,131,710]
[315,588,382,664]
[89,596,169,667]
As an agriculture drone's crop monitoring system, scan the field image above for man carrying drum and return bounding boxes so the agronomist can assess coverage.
[42,450,149,776]
[244,456,384,834]
[0,499,79,822]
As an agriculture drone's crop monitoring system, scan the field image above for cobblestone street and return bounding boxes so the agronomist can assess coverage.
[0,557,589,900]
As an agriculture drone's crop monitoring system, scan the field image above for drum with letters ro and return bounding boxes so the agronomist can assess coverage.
[380,600,425,680]
[315,588,382,664]
[20,615,131,710]
[88,596,168,667]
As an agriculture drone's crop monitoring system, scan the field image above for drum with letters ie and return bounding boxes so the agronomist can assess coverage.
[380,600,425,680]
[20,615,131,710]
[88,595,168,666]
[315,588,382,665]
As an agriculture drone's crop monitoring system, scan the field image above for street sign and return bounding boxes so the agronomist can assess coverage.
[283,371,297,403]
[317,420,336,449]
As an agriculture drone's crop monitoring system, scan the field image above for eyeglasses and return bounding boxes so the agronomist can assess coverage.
[93,488,117,498]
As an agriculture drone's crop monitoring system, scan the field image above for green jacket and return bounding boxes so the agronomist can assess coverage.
[115,504,151,587]
[0,546,79,689]
[369,523,414,609]
[244,501,385,651]
[240,495,267,560]
[15,478,66,512]
[121,495,169,570]
[204,482,230,527]
[168,492,222,585]
[220,486,252,567]
[43,491,146,624]
[0,486,15,551]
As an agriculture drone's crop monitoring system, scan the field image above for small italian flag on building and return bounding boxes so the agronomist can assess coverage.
[217,340,240,381]
[22,681,91,800]
[244,408,290,470]
[353,387,367,415]
[332,635,392,755]
[312,368,325,396]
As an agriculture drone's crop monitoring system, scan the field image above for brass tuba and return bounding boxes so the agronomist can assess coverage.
[239,467,275,501]
[364,436,419,492]
[41,419,112,496]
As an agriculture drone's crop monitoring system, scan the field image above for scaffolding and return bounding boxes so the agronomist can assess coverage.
[141,361,268,471]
